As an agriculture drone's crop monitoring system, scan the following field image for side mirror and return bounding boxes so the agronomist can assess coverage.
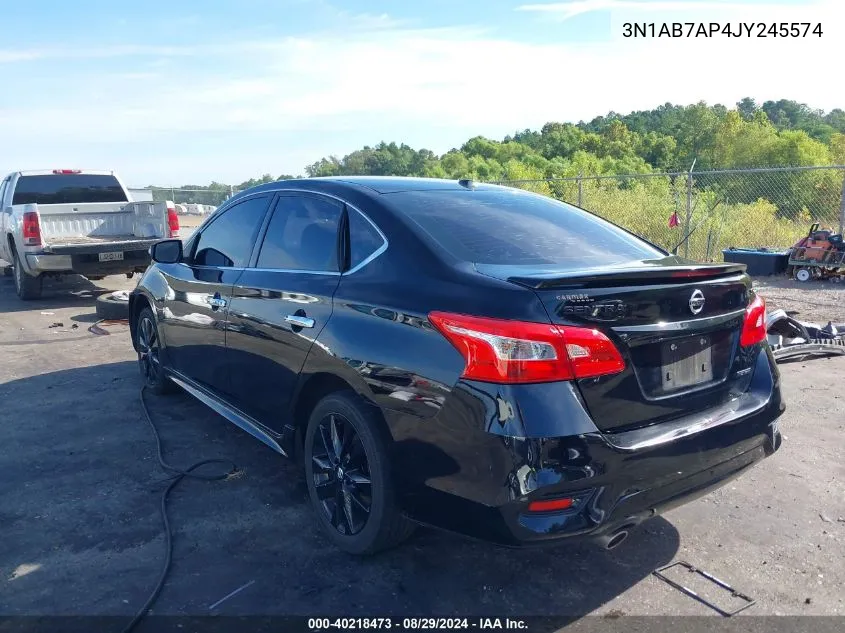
[150,239,183,264]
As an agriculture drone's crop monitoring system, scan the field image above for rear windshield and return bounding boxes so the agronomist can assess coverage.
[387,188,664,267]
[12,174,128,205]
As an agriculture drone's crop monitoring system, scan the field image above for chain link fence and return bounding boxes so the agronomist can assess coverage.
[128,186,240,208]
[134,165,845,262]
[494,165,845,261]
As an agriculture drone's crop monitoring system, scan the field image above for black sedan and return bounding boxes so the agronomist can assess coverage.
[129,177,784,554]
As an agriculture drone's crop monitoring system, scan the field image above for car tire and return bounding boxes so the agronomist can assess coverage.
[96,293,131,320]
[304,391,415,555]
[134,306,176,395]
[12,250,43,300]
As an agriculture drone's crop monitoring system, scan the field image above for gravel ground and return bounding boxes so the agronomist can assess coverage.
[754,276,845,325]
[0,270,843,628]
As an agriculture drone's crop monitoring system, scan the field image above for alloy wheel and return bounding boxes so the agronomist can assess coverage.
[310,413,373,536]
[137,316,161,385]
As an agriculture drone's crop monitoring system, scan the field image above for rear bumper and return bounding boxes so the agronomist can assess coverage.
[25,242,153,276]
[397,346,784,546]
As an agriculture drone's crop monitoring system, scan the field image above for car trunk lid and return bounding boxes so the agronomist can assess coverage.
[476,257,758,432]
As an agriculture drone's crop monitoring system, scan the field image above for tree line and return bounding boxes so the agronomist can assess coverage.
[154,98,845,196]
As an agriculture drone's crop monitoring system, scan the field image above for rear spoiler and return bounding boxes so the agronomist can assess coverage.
[476,261,748,289]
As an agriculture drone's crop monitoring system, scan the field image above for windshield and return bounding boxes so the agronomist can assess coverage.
[387,188,664,268]
[12,174,128,205]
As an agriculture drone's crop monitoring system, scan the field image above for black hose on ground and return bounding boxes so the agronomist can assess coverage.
[122,387,239,633]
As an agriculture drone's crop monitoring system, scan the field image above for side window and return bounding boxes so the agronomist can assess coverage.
[257,195,342,272]
[193,196,269,267]
[348,209,386,269]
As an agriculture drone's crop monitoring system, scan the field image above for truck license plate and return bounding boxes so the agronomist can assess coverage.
[661,335,713,391]
[98,251,124,262]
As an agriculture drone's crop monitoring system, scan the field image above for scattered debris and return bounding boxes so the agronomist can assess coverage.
[820,514,833,523]
[766,309,845,362]
[88,319,129,336]
[208,579,255,611]
[652,561,755,617]
[71,323,79,329]
[805,598,812,605]
[48,322,64,328]
[40,311,54,316]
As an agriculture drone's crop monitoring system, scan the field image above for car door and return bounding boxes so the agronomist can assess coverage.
[225,192,343,429]
[158,194,272,396]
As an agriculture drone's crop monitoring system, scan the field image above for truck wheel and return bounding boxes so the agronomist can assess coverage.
[95,292,131,320]
[12,251,43,300]
[795,268,812,282]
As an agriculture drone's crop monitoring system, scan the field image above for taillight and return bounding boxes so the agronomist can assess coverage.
[740,295,767,347]
[428,312,625,384]
[166,202,180,238]
[527,498,574,513]
[22,211,42,246]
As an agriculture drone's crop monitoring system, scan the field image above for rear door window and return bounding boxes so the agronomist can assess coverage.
[256,195,342,272]
[348,208,386,270]
[193,195,270,268]
[386,188,663,268]
[12,174,128,205]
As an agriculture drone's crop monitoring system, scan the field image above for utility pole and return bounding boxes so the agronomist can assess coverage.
[839,169,845,235]
[684,158,697,259]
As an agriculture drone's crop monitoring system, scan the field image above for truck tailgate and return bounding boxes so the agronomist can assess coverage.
[37,201,169,246]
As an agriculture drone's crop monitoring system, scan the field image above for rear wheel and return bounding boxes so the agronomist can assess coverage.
[304,391,414,555]
[795,267,812,282]
[135,307,175,394]
[12,250,42,300]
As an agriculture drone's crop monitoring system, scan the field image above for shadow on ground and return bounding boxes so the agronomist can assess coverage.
[1,362,679,620]
[0,271,117,316]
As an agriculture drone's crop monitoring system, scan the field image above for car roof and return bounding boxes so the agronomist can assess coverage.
[243,176,498,197]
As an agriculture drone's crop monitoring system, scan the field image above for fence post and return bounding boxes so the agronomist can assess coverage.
[839,169,845,235]
[683,166,694,259]
[577,173,583,207]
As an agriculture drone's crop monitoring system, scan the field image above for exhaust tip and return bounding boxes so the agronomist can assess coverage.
[605,530,629,550]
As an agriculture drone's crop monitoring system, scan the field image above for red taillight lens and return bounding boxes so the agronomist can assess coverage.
[166,203,180,238]
[428,312,625,384]
[22,211,42,246]
[528,498,574,513]
[740,295,767,347]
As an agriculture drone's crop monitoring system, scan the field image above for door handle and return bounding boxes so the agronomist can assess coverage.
[285,314,315,329]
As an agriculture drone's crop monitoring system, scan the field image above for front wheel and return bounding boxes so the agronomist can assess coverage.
[304,391,415,555]
[12,250,42,300]
[135,307,175,394]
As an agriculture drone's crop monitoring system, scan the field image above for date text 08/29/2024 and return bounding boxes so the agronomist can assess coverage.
[308,618,528,630]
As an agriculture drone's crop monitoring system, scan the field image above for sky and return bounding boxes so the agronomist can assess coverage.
[0,0,842,186]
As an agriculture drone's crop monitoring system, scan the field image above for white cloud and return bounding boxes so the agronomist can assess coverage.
[0,2,842,183]
[517,0,834,21]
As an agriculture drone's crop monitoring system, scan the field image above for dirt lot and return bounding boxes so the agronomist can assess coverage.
[1,269,844,626]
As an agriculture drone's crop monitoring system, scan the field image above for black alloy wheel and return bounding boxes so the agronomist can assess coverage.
[304,391,415,554]
[310,413,372,536]
[135,307,174,394]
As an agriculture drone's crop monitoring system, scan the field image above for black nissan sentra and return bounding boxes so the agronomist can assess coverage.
[129,177,784,554]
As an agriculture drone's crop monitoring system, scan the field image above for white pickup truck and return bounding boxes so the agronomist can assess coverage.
[0,169,180,299]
